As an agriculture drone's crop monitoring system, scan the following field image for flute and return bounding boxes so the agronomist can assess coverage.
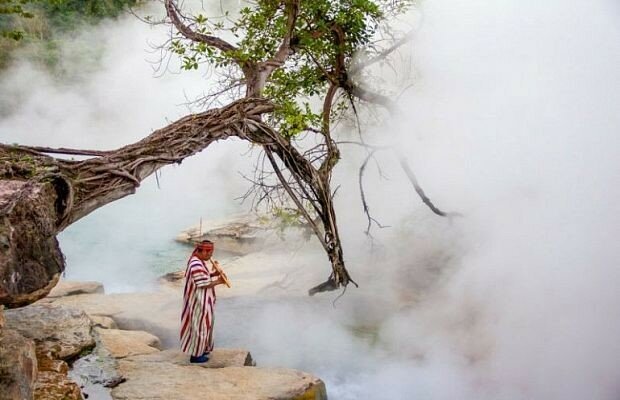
[209,258,231,288]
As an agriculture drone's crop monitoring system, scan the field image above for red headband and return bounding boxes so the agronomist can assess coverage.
[195,241,214,251]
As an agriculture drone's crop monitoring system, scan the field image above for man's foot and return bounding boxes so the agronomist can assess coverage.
[190,354,209,363]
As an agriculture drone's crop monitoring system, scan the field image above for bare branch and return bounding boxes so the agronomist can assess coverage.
[358,149,391,235]
[350,30,416,75]
[398,155,461,218]
[164,0,238,55]
[264,148,329,253]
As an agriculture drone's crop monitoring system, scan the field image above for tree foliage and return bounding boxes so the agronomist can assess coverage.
[169,0,412,137]
[0,0,137,68]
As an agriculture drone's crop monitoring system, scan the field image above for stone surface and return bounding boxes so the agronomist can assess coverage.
[4,303,95,360]
[48,280,104,298]
[0,329,37,400]
[96,328,161,359]
[69,330,125,400]
[91,315,118,329]
[36,344,69,375]
[112,362,327,400]
[48,291,181,348]
[126,348,255,368]
[0,179,65,308]
[34,371,82,400]
[70,350,123,388]
[175,213,271,255]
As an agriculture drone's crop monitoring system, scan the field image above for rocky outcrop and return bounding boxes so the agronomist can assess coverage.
[0,178,65,308]
[3,304,93,400]
[48,280,104,298]
[176,214,270,254]
[12,281,330,400]
[32,343,82,400]
[0,328,37,400]
[5,303,95,359]
[112,362,326,400]
[174,212,315,255]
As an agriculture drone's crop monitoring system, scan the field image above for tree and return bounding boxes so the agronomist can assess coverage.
[0,0,35,40]
[0,0,454,308]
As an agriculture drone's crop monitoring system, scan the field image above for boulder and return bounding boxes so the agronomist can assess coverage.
[0,329,37,400]
[112,362,327,400]
[48,281,104,298]
[4,304,95,360]
[96,328,161,359]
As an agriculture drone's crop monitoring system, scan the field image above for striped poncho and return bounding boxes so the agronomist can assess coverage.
[180,255,216,357]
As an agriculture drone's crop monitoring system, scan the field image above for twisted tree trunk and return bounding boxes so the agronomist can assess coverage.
[0,94,358,307]
[0,99,275,307]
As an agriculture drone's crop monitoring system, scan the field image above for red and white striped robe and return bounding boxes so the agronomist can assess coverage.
[180,255,216,356]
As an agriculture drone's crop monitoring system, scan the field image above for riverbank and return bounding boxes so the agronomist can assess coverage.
[1,277,328,400]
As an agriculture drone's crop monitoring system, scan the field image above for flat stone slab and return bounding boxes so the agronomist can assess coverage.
[96,328,161,359]
[125,348,255,368]
[112,363,327,400]
[48,281,104,298]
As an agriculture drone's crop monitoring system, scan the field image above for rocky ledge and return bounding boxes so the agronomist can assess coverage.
[0,280,327,400]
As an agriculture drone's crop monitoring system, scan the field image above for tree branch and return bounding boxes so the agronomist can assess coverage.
[164,0,239,55]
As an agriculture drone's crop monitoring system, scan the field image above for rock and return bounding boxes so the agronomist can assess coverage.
[36,345,69,375]
[0,179,65,308]
[69,328,125,399]
[112,362,327,400]
[0,306,4,330]
[91,315,118,329]
[175,214,272,255]
[48,280,104,298]
[158,270,184,285]
[4,304,95,360]
[96,328,161,359]
[70,351,123,389]
[48,291,181,348]
[0,329,37,400]
[125,348,255,368]
[34,371,82,400]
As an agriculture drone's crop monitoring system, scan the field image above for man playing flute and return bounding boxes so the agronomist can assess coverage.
[180,240,226,363]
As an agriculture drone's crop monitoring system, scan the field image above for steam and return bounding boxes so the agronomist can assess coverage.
[2,0,620,399]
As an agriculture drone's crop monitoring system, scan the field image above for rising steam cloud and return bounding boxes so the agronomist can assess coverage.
[1,0,619,399]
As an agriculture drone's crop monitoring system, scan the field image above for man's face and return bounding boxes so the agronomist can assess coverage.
[197,248,213,260]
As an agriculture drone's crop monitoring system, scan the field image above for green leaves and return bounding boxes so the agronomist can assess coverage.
[170,0,412,135]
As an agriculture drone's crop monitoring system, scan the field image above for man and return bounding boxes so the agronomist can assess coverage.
[180,240,226,363]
